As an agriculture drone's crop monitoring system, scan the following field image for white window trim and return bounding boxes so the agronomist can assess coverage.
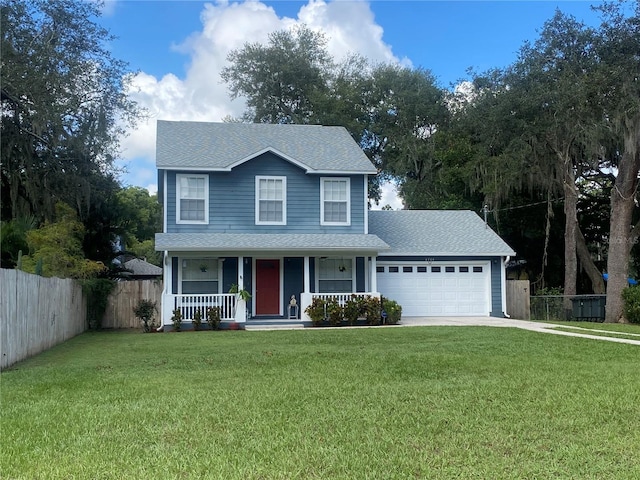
[255,175,287,226]
[320,177,351,226]
[315,256,355,293]
[178,257,221,295]
[176,174,209,225]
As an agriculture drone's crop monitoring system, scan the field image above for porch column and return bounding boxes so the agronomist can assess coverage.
[301,256,312,322]
[161,251,173,327]
[234,255,247,323]
[370,256,378,293]
[303,256,310,292]
[238,256,244,290]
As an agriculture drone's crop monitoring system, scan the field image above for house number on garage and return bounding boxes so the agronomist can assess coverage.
[425,257,435,263]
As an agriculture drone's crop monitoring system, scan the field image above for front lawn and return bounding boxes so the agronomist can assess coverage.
[2,328,639,479]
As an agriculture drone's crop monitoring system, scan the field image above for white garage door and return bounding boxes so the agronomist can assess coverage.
[377,263,491,317]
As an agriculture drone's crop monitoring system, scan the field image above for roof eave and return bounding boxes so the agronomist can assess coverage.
[155,165,378,175]
[377,251,516,258]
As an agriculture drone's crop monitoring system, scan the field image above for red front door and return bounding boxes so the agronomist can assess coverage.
[255,259,280,315]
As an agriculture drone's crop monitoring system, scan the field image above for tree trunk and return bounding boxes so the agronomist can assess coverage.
[605,124,640,323]
[576,226,606,294]
[563,158,578,318]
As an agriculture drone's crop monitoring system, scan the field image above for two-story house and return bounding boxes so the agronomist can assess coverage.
[155,121,515,329]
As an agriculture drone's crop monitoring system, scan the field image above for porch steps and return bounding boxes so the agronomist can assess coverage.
[244,319,310,331]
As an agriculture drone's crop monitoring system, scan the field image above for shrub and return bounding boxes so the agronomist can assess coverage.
[171,308,183,332]
[382,297,402,325]
[305,298,326,326]
[363,296,382,325]
[133,299,157,332]
[622,286,640,324]
[193,308,203,330]
[206,306,221,330]
[344,295,366,325]
[80,278,116,330]
[326,298,343,326]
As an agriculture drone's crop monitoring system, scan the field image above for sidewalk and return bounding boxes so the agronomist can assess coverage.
[398,316,640,345]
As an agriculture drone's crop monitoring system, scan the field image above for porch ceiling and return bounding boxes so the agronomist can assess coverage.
[155,233,389,253]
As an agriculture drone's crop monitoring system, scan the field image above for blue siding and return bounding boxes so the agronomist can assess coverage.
[356,257,365,292]
[171,257,178,294]
[489,260,503,317]
[222,257,238,293]
[165,153,366,234]
[284,257,304,312]
[158,170,165,206]
[309,257,316,293]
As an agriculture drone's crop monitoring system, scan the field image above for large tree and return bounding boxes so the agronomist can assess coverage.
[221,25,332,125]
[0,0,139,224]
[503,11,606,303]
[365,64,450,207]
[595,0,640,322]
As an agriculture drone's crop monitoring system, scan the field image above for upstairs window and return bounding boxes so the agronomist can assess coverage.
[321,177,350,226]
[177,174,208,224]
[256,176,286,225]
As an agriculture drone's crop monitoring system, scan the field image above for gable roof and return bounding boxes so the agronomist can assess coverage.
[156,121,377,174]
[368,210,515,257]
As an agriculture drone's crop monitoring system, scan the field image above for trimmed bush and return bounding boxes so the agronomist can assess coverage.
[305,297,327,326]
[193,308,203,330]
[206,306,221,330]
[363,296,383,325]
[326,298,343,326]
[622,286,640,324]
[171,308,183,332]
[133,299,157,332]
[344,295,366,325]
[382,298,402,325]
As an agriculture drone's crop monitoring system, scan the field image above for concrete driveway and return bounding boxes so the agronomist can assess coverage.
[399,316,640,345]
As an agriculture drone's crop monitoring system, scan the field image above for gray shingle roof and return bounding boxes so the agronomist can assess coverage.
[155,233,389,253]
[123,258,162,276]
[368,210,515,257]
[156,121,377,174]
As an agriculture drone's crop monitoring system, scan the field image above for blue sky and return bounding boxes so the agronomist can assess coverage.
[99,0,604,207]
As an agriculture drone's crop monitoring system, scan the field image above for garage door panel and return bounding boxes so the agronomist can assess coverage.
[377,263,490,317]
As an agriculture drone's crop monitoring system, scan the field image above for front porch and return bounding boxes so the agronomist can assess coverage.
[160,291,381,328]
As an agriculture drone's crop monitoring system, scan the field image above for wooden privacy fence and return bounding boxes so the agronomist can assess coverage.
[0,269,86,370]
[506,280,531,320]
[102,280,163,329]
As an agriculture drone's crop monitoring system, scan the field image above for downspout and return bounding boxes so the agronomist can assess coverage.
[502,255,511,318]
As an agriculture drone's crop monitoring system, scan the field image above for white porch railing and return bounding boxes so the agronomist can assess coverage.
[164,294,237,323]
[310,292,380,307]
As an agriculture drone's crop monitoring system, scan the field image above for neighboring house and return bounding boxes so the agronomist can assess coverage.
[122,258,163,280]
[155,120,515,328]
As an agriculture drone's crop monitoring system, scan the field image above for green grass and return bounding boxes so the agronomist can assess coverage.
[2,328,639,479]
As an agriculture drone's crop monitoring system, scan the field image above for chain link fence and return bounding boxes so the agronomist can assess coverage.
[530,295,606,322]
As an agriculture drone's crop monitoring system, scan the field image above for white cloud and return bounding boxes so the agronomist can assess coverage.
[118,0,404,196]
[372,181,405,210]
